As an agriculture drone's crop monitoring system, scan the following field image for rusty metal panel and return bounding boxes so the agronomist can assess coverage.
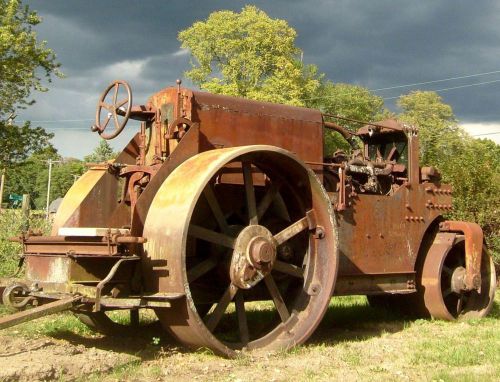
[191,90,324,164]
[334,272,416,295]
[25,255,135,286]
[336,182,452,278]
[51,133,140,235]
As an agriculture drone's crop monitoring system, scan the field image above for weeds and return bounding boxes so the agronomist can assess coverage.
[0,209,51,277]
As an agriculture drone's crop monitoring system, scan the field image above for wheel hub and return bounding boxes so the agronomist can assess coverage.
[450,266,466,294]
[230,225,277,289]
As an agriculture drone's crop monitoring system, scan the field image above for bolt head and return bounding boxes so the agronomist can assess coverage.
[249,237,275,265]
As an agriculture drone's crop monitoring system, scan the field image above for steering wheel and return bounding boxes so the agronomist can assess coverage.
[91,80,132,140]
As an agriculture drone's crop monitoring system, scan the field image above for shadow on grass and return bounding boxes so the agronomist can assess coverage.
[309,293,500,346]
[308,296,411,345]
[48,319,183,361]
[4,292,499,359]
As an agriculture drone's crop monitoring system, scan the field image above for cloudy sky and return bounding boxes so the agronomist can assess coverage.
[17,0,500,158]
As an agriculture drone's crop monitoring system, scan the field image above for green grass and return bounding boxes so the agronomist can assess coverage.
[0,209,50,277]
[1,292,498,381]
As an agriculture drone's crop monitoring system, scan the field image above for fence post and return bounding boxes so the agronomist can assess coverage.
[22,194,30,231]
[0,168,5,213]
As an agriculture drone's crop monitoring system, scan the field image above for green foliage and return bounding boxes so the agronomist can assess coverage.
[440,138,500,260]
[0,123,58,205]
[312,82,388,155]
[34,158,85,208]
[397,91,461,166]
[0,0,62,116]
[84,140,117,163]
[178,5,321,106]
[0,210,50,277]
[0,121,55,168]
[4,149,85,209]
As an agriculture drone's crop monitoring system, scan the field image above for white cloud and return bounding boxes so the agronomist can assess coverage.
[102,58,150,80]
[461,123,500,143]
[172,48,190,57]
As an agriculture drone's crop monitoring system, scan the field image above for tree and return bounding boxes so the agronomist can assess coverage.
[397,91,462,166]
[4,146,58,207]
[0,121,56,205]
[84,140,117,163]
[312,82,388,155]
[34,158,85,209]
[178,5,321,106]
[0,121,55,168]
[0,0,62,117]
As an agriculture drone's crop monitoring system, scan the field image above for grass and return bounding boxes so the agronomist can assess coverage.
[2,292,497,381]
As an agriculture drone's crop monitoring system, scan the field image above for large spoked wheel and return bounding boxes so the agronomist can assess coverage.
[422,234,496,320]
[92,80,132,140]
[143,146,338,357]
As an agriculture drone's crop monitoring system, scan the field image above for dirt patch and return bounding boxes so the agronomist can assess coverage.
[0,334,138,381]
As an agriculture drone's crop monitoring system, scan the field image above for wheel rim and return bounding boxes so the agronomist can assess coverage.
[143,146,338,357]
[422,234,496,320]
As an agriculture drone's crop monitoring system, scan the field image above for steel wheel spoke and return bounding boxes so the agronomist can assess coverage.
[273,260,304,278]
[189,224,235,249]
[242,161,258,225]
[274,215,310,245]
[204,284,238,332]
[101,113,112,130]
[234,291,249,345]
[187,256,219,282]
[204,185,230,234]
[264,274,290,323]
[112,111,120,130]
[112,83,119,105]
[257,179,282,220]
[116,98,129,108]
[100,101,112,111]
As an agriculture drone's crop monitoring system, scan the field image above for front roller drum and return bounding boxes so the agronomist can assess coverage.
[143,145,338,357]
[422,233,496,320]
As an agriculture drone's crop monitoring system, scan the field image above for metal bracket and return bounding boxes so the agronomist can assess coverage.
[439,220,483,290]
[94,256,140,312]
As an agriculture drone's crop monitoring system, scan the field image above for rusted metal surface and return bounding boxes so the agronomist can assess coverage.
[421,233,496,320]
[440,220,483,290]
[1,80,495,356]
[143,145,337,357]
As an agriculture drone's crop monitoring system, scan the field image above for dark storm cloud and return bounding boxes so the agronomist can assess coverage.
[18,0,500,157]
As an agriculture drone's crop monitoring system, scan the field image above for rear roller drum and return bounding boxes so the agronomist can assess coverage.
[422,235,496,320]
[143,145,338,357]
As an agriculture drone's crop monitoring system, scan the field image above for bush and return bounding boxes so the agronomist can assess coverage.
[0,209,50,277]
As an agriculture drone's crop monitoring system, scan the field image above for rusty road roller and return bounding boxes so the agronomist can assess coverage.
[0,80,496,357]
